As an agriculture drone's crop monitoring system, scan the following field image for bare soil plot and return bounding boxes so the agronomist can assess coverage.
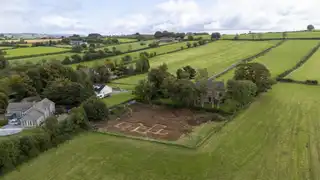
[95,103,216,141]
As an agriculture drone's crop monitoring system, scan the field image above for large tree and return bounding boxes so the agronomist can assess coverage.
[82,97,109,121]
[234,63,274,93]
[42,78,93,106]
[9,74,37,101]
[133,80,156,103]
[226,80,257,107]
[0,56,8,69]
[307,24,315,31]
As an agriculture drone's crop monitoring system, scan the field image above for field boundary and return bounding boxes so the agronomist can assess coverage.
[276,42,320,80]
[209,40,286,80]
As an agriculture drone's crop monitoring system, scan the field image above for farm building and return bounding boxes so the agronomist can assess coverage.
[195,80,225,106]
[70,40,87,46]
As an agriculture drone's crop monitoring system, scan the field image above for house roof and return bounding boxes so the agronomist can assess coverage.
[195,80,225,90]
[33,98,54,113]
[21,109,44,122]
[93,84,106,93]
[6,102,33,113]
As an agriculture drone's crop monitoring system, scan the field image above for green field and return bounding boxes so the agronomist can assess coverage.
[286,48,320,81]
[222,31,320,39]
[117,38,138,43]
[4,83,320,180]
[5,47,68,58]
[11,52,78,64]
[108,83,136,90]
[71,41,193,68]
[102,92,135,107]
[97,40,154,52]
[218,40,319,80]
[0,47,12,50]
[113,40,278,85]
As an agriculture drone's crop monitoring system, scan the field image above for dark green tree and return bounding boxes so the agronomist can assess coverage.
[82,97,109,121]
[234,63,274,93]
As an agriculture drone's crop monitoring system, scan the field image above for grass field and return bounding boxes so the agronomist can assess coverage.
[4,83,320,180]
[11,52,78,64]
[5,47,68,58]
[217,40,319,80]
[222,31,320,39]
[117,38,138,43]
[71,41,192,68]
[113,40,279,85]
[1,39,61,43]
[102,92,135,107]
[0,47,13,50]
[97,40,154,52]
[286,48,320,81]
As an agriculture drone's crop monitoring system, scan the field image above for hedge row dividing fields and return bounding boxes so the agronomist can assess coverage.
[112,40,278,85]
[285,47,320,81]
[217,40,319,80]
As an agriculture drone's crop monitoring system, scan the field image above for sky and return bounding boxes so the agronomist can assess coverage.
[1,0,320,35]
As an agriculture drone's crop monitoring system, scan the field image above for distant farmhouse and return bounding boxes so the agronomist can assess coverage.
[158,37,175,43]
[5,98,55,128]
[94,84,113,98]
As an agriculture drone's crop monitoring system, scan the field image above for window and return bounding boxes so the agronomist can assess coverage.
[208,97,212,102]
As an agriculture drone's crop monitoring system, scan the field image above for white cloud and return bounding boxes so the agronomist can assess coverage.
[1,0,320,34]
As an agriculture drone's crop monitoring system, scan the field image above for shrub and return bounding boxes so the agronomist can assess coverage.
[82,97,109,122]
[220,99,241,114]
[305,80,318,85]
[226,80,257,107]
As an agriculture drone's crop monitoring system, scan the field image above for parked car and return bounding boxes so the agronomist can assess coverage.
[9,119,20,126]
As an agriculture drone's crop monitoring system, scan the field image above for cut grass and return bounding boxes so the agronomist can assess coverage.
[102,92,135,107]
[286,48,320,81]
[4,83,320,180]
[107,83,136,90]
[5,47,68,58]
[117,38,138,43]
[0,47,13,50]
[113,40,279,85]
[217,40,319,80]
[97,40,154,52]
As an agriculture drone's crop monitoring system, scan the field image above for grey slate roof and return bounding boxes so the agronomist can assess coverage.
[195,80,225,90]
[93,84,106,93]
[6,102,33,113]
[21,109,43,122]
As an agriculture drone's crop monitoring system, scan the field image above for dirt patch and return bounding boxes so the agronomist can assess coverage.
[95,103,217,141]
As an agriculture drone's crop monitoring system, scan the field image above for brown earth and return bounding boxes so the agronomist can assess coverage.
[95,103,215,141]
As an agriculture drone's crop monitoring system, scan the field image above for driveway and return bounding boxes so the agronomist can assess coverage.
[0,124,23,136]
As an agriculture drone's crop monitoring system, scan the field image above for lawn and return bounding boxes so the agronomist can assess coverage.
[4,83,320,180]
[217,40,319,80]
[102,92,135,107]
[113,40,278,85]
[71,41,193,68]
[107,83,136,90]
[11,52,78,64]
[5,47,68,58]
[286,48,320,81]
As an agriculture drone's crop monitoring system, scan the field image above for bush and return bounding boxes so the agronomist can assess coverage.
[82,97,109,121]
[305,80,318,85]
[226,80,257,107]
[0,119,8,127]
[220,99,241,114]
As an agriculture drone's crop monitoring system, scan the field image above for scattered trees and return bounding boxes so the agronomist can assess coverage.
[71,45,83,53]
[0,55,8,69]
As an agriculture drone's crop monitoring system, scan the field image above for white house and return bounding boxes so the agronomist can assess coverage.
[93,84,112,99]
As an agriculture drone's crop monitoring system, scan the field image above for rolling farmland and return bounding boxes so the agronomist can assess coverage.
[218,40,319,80]
[4,83,320,180]
[223,31,320,39]
[71,41,193,68]
[286,48,320,81]
[113,40,279,85]
[5,47,68,58]
[97,40,154,52]
[12,52,78,64]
